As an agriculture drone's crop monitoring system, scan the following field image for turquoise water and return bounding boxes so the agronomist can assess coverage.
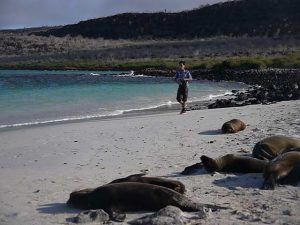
[0,70,247,128]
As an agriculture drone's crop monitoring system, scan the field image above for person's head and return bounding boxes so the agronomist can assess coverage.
[178,61,185,70]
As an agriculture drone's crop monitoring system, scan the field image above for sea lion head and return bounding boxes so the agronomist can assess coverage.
[262,151,300,190]
[222,124,234,133]
[221,119,246,134]
[67,188,94,209]
[200,155,219,174]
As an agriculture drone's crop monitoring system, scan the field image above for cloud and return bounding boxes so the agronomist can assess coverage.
[0,0,226,29]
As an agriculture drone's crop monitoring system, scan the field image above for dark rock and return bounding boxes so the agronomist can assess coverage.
[72,209,110,224]
[129,205,209,225]
[236,92,248,101]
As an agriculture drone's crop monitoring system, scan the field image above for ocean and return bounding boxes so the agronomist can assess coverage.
[0,70,247,129]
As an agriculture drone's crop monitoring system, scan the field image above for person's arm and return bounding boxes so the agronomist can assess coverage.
[184,71,192,81]
[174,71,181,83]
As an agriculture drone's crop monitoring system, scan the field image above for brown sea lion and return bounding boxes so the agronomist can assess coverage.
[200,154,267,174]
[67,182,226,221]
[109,173,186,194]
[252,135,300,160]
[181,162,203,175]
[262,149,300,190]
[221,119,246,134]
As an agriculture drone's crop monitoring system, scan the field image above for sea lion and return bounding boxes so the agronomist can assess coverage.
[109,173,186,194]
[252,135,300,160]
[262,149,300,190]
[200,154,267,174]
[221,119,246,133]
[181,162,203,175]
[67,182,226,221]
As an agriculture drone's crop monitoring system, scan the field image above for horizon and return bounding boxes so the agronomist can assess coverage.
[0,0,228,30]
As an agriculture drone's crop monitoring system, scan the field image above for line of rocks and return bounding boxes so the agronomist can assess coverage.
[136,68,300,109]
[135,68,300,87]
[208,83,300,109]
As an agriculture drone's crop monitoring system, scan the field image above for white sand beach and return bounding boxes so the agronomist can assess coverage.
[0,100,299,225]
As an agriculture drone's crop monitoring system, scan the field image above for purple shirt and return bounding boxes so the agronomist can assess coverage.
[175,70,192,86]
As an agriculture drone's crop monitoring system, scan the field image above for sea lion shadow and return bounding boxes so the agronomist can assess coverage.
[37,203,81,214]
[198,129,222,135]
[213,173,263,189]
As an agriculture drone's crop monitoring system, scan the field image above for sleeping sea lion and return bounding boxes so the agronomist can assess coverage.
[200,154,267,174]
[221,119,246,134]
[109,173,186,194]
[181,162,203,175]
[67,182,226,221]
[252,135,300,160]
[262,149,300,190]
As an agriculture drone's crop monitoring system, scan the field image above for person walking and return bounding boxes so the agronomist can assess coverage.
[174,61,192,114]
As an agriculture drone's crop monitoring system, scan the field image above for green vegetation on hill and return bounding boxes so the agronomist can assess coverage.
[34,0,300,39]
[1,53,299,71]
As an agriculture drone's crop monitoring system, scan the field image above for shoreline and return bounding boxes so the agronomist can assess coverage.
[0,99,216,132]
[1,67,299,132]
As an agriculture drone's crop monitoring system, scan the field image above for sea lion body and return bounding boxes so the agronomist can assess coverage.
[181,163,203,175]
[201,154,267,174]
[262,150,300,190]
[252,135,300,160]
[109,173,186,194]
[221,119,246,134]
[67,182,224,220]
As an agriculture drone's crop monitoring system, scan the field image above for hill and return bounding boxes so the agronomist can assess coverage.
[34,0,300,39]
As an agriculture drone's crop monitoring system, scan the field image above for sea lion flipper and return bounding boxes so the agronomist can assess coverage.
[107,208,126,222]
[181,162,203,175]
[262,174,276,190]
[257,144,275,160]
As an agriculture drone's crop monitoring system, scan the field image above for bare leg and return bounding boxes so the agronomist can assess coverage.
[180,102,187,114]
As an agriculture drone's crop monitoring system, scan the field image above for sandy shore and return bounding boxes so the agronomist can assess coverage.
[0,100,299,225]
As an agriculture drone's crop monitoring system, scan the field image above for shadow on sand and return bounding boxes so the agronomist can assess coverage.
[213,173,263,189]
[167,168,208,177]
[198,129,222,135]
[37,203,81,214]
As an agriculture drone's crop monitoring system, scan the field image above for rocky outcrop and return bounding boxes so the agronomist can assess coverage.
[192,69,300,88]
[34,0,300,39]
[137,68,300,109]
[208,82,300,109]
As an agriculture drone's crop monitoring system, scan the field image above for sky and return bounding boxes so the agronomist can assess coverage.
[0,0,228,29]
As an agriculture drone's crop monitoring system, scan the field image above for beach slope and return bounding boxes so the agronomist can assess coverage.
[0,100,299,224]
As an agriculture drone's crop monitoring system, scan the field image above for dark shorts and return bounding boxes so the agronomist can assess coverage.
[176,85,188,103]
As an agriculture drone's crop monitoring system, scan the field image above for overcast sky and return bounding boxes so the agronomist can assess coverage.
[0,0,228,29]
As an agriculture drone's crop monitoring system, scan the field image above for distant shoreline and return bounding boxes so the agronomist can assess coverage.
[0,52,299,71]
